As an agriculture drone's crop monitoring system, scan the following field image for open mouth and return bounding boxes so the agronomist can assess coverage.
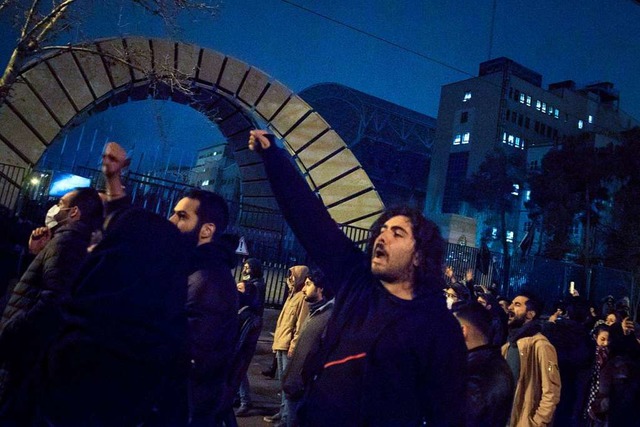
[373,244,387,259]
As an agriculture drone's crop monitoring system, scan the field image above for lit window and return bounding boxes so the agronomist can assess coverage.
[508,135,515,146]
[525,190,531,201]
[453,134,462,145]
[578,120,584,129]
[202,180,210,186]
[588,115,593,124]
[515,136,521,148]
[536,100,541,111]
[548,106,553,116]
[541,103,547,114]
[512,184,520,196]
[492,228,498,239]
[502,132,508,144]
[519,93,525,103]
[526,96,532,106]
[520,139,525,149]
[554,109,559,119]
[506,231,514,243]
[463,91,472,102]
[462,132,470,144]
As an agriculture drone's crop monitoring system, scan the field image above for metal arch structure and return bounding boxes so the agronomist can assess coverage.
[0,36,384,229]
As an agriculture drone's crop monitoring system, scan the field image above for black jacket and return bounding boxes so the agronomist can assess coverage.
[260,146,467,427]
[0,221,93,404]
[465,345,514,427]
[40,208,190,426]
[187,239,239,424]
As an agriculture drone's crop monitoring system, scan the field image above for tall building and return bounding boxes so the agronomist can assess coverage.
[426,57,639,249]
[299,83,437,211]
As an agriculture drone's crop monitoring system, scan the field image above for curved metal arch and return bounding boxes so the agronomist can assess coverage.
[0,37,384,228]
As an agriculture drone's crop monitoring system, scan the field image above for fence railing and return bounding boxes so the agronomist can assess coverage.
[0,163,27,212]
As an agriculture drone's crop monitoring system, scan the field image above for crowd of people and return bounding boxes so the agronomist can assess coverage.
[0,132,637,426]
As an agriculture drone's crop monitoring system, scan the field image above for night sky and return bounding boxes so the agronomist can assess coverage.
[2,0,639,172]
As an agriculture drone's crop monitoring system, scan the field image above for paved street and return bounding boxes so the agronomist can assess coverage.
[235,308,281,427]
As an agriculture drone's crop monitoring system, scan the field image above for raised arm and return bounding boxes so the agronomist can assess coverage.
[248,130,366,288]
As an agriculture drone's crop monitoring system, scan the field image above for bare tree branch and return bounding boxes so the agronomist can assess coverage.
[20,0,40,39]
[26,0,76,47]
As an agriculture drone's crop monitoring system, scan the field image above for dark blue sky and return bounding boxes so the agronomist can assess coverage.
[2,0,640,172]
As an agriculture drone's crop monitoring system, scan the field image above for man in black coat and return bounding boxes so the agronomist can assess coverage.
[169,189,239,427]
[0,187,103,421]
[453,302,514,427]
[249,130,467,427]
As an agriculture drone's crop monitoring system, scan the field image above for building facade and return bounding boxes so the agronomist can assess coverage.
[427,57,639,250]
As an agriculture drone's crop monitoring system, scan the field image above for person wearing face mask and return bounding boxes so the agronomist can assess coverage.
[0,187,103,423]
[444,282,471,310]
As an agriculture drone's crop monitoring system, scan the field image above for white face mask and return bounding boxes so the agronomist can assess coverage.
[446,297,456,310]
[45,205,71,229]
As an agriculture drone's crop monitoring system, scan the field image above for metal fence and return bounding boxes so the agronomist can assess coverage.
[0,163,27,213]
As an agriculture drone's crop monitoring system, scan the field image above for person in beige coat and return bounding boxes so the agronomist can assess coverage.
[264,265,310,425]
[502,293,561,427]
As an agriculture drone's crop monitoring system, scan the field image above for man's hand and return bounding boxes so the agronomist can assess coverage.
[287,348,294,359]
[622,317,635,336]
[248,130,274,152]
[101,142,130,179]
[29,226,51,254]
[548,308,563,323]
[237,281,246,293]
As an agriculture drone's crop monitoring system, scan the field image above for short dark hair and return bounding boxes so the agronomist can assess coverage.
[519,291,543,319]
[307,268,333,300]
[185,189,229,235]
[367,207,445,295]
[453,302,492,340]
[68,187,103,231]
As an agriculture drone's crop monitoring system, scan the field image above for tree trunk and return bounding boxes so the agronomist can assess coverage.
[0,44,29,106]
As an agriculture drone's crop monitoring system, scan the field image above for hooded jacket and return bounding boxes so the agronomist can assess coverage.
[272,265,309,353]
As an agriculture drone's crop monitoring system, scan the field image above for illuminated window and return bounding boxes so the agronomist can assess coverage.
[541,103,547,114]
[588,115,593,124]
[463,91,472,102]
[554,109,559,119]
[519,93,525,103]
[462,132,470,144]
[515,136,521,148]
[525,190,531,201]
[202,180,210,186]
[453,134,462,145]
[508,135,515,146]
[526,96,532,106]
[506,231,514,243]
[578,120,584,129]
[536,100,541,111]
[502,132,507,144]
[511,184,520,196]
[492,228,498,239]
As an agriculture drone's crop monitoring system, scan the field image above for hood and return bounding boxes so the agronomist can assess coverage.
[289,265,309,293]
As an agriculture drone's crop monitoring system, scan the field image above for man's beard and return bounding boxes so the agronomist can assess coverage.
[180,227,200,248]
[508,315,526,329]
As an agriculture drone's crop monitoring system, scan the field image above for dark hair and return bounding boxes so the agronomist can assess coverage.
[307,268,333,300]
[366,207,445,295]
[448,282,471,302]
[591,323,610,341]
[184,189,229,235]
[69,187,103,231]
[519,291,543,319]
[453,302,492,340]
[245,258,263,279]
